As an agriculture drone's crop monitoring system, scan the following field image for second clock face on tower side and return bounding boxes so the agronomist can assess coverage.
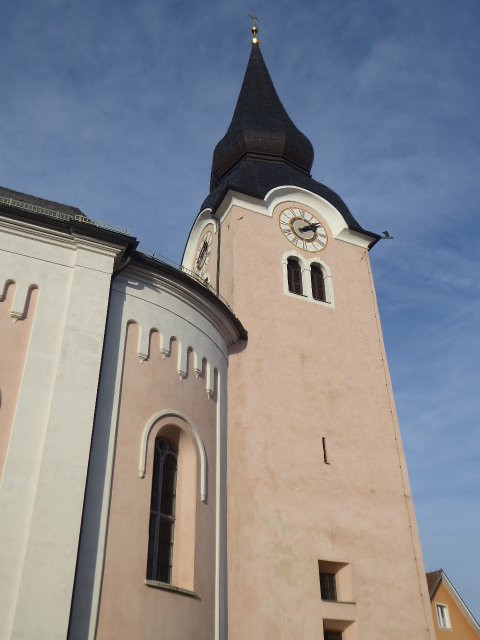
[279,208,327,252]
[195,231,213,276]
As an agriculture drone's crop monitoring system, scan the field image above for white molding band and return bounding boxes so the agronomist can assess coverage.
[139,409,208,503]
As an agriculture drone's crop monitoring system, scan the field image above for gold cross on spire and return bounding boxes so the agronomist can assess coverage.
[249,12,259,44]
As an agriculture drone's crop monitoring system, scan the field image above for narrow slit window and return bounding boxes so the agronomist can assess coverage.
[322,437,329,464]
[311,264,326,301]
[287,258,303,295]
[147,438,178,583]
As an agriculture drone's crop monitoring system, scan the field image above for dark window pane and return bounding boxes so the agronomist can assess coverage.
[287,258,303,295]
[161,454,177,516]
[147,438,178,583]
[150,445,161,509]
[146,515,157,579]
[324,632,342,640]
[156,520,174,582]
[311,264,326,301]
[320,572,337,601]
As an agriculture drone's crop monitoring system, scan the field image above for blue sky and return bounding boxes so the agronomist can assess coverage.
[1,0,479,620]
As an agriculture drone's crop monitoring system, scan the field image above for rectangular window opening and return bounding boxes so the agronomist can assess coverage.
[320,572,337,602]
[436,603,451,630]
[324,632,342,640]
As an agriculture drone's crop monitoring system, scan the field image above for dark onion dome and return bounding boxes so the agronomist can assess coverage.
[210,44,314,190]
[202,43,379,241]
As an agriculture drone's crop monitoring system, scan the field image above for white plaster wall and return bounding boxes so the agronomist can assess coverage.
[69,263,237,640]
[0,215,123,639]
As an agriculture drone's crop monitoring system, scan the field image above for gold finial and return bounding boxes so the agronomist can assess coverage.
[249,12,259,44]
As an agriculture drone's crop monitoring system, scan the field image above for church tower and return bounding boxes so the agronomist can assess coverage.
[0,23,438,640]
[183,27,435,640]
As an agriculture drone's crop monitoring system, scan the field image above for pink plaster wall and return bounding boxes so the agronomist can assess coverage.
[220,200,435,639]
[0,283,37,478]
[96,325,218,640]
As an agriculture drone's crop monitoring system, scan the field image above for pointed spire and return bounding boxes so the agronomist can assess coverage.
[210,43,314,190]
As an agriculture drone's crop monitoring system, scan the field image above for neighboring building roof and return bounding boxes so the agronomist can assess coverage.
[426,569,443,597]
[427,570,480,633]
[202,43,378,241]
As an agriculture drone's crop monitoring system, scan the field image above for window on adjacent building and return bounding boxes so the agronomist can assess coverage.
[311,263,326,301]
[147,438,178,583]
[287,257,303,295]
[320,572,337,601]
[436,603,451,630]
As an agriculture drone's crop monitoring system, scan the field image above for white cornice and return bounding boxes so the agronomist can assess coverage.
[217,192,268,222]
[264,186,375,248]
[0,216,126,258]
[73,236,124,259]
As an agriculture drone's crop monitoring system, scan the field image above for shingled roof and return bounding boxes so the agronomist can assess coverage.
[426,570,443,597]
[0,185,87,220]
[210,44,314,190]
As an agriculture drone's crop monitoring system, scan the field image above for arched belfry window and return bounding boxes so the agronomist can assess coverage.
[311,264,326,302]
[147,438,178,583]
[287,257,303,295]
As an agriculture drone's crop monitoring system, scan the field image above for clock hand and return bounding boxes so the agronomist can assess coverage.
[299,222,321,232]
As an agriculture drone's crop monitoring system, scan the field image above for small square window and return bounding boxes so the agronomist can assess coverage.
[320,572,337,601]
[436,603,451,629]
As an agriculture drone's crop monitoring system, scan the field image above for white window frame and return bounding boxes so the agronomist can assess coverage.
[435,602,452,630]
[282,251,334,308]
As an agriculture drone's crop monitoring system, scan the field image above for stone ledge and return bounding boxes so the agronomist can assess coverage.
[144,580,200,600]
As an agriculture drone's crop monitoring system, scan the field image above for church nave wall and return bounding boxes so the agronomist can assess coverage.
[70,260,242,640]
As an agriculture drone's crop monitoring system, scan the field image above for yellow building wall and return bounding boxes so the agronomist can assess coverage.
[431,582,480,639]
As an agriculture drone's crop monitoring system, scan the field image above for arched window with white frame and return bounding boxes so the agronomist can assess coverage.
[143,419,200,591]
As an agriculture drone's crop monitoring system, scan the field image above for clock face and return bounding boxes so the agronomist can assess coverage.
[195,231,213,275]
[279,208,327,252]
